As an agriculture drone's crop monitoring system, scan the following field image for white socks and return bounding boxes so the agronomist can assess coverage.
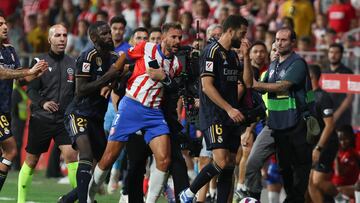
[146,167,168,203]
[355,191,360,203]
[87,165,109,203]
[268,191,280,203]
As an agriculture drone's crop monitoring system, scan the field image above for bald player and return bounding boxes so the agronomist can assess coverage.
[17,24,78,203]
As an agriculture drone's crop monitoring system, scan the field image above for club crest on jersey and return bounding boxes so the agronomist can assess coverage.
[206,61,213,72]
[67,68,74,82]
[96,57,102,66]
[82,62,90,73]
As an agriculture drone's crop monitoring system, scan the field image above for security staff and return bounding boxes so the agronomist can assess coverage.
[17,24,78,203]
[308,64,339,202]
[253,27,313,203]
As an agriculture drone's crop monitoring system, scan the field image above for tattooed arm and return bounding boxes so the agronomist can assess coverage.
[0,60,48,80]
[252,80,292,93]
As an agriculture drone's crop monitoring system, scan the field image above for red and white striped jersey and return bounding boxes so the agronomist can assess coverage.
[126,41,182,108]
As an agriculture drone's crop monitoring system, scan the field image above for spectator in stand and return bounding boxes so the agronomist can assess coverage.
[192,0,215,31]
[69,20,92,58]
[99,0,122,21]
[121,0,139,30]
[265,31,276,52]
[96,10,109,22]
[27,13,50,53]
[180,11,196,46]
[56,0,79,34]
[297,36,316,63]
[217,6,229,25]
[47,0,62,26]
[140,9,153,31]
[254,23,268,42]
[143,0,163,27]
[322,43,354,128]
[312,13,328,50]
[27,14,37,34]
[0,0,18,18]
[332,125,359,189]
[297,36,313,52]
[279,0,315,38]
[321,28,338,50]
[228,2,240,15]
[77,0,96,23]
[327,0,357,37]
[149,27,162,44]
[165,5,179,23]
[282,17,295,30]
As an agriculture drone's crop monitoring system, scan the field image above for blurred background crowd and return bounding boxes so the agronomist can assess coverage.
[1,0,359,125]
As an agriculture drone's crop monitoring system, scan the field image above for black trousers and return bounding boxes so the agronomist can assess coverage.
[126,133,189,203]
[272,119,312,203]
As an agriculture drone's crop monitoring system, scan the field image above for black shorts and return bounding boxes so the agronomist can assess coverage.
[312,134,339,173]
[0,112,12,142]
[26,116,72,154]
[64,113,107,161]
[203,123,244,153]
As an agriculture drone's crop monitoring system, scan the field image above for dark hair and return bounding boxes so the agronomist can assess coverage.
[277,27,297,42]
[326,28,336,35]
[149,27,161,35]
[308,64,322,81]
[78,19,90,28]
[222,15,248,32]
[88,21,108,38]
[110,15,127,27]
[337,125,355,148]
[282,16,294,29]
[133,27,148,35]
[249,41,267,52]
[256,23,268,31]
[329,43,344,54]
[300,36,312,44]
[161,22,182,33]
[96,10,108,18]
[181,11,193,24]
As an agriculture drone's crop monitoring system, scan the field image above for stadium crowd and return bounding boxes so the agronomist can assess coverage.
[0,0,359,203]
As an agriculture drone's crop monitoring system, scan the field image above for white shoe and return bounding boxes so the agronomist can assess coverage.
[57,176,70,184]
[119,194,128,203]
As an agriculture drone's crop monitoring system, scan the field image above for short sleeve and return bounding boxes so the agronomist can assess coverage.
[127,41,146,60]
[282,59,306,85]
[319,92,334,118]
[200,47,219,77]
[11,47,20,69]
[75,55,92,78]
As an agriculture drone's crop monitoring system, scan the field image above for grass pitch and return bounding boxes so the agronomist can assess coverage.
[0,170,167,203]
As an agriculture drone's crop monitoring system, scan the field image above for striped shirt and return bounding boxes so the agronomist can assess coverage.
[126,41,182,108]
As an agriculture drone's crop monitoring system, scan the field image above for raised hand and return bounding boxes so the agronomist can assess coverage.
[29,60,48,76]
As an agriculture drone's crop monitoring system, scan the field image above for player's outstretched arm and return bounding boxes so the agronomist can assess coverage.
[76,53,127,97]
[0,60,48,80]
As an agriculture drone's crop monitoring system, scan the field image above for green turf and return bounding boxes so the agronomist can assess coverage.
[0,170,167,203]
